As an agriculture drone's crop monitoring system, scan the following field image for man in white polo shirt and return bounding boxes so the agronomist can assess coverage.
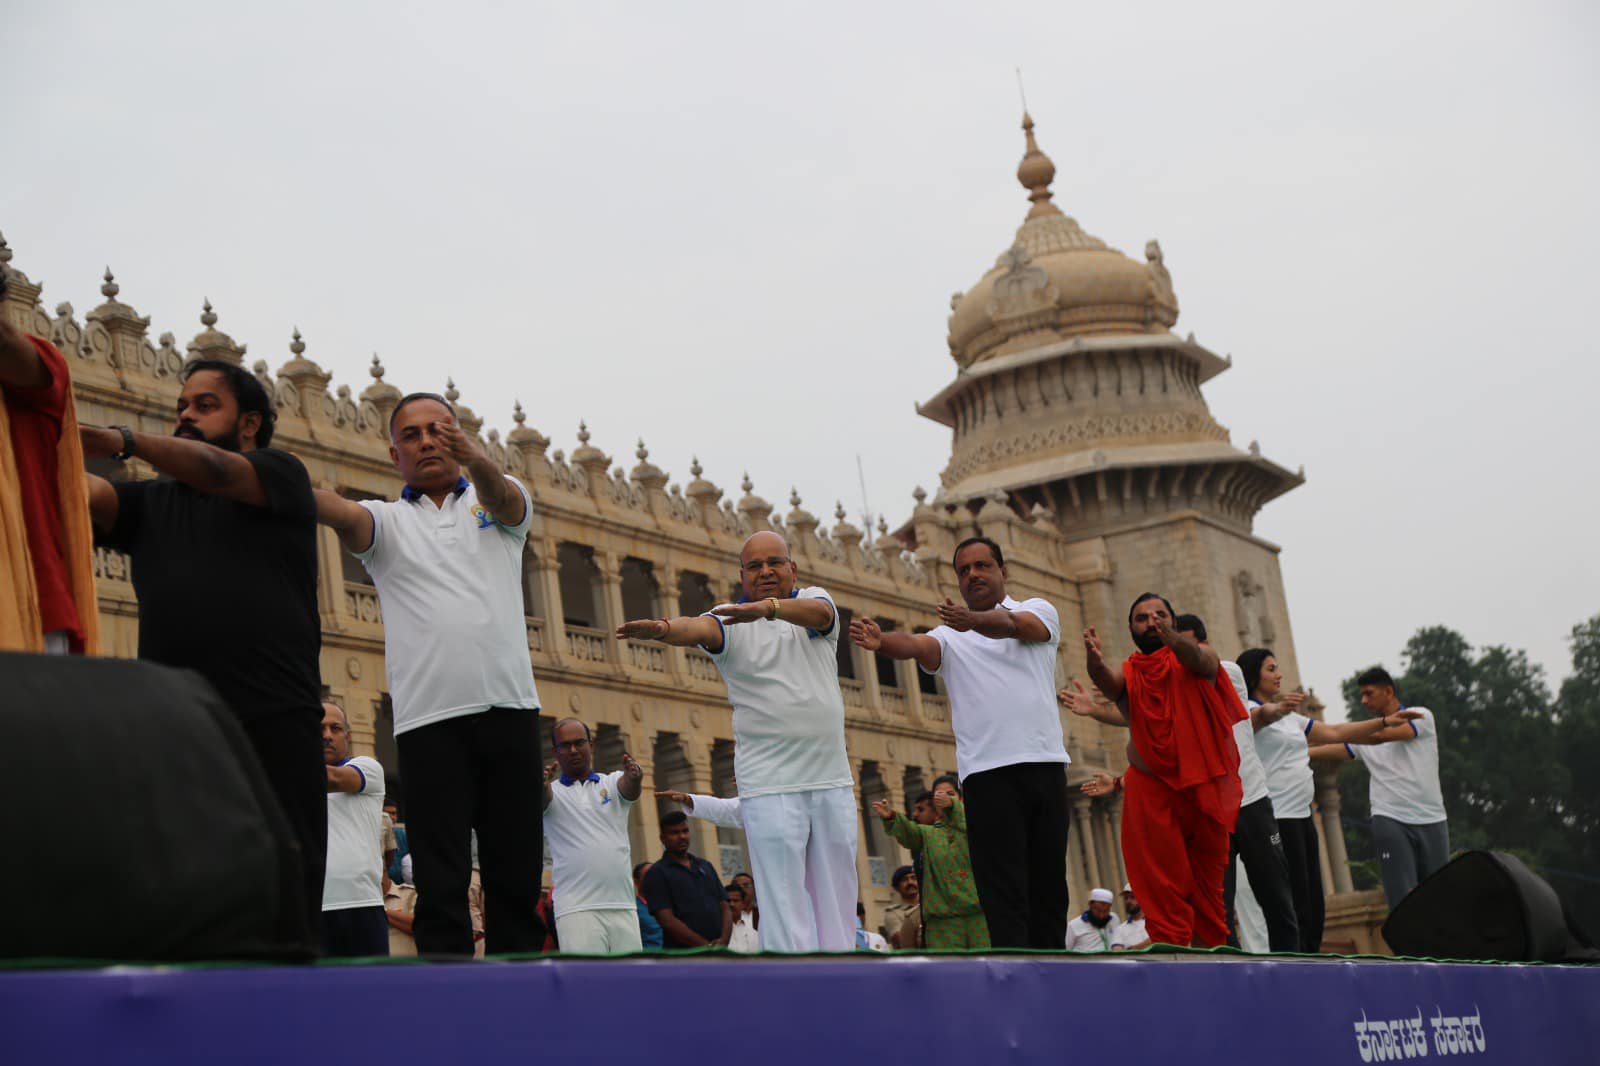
[314,392,543,956]
[1312,667,1449,909]
[1066,887,1121,951]
[321,700,388,957]
[849,536,1069,948]
[542,717,644,955]
[616,530,857,953]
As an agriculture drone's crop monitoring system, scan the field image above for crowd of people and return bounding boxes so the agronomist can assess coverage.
[1,300,1451,959]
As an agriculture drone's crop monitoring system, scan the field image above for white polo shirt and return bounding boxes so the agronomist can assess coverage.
[355,477,541,734]
[544,769,636,918]
[922,596,1070,782]
[1224,662,1269,807]
[1252,704,1315,820]
[323,756,386,911]
[704,587,854,798]
[1066,912,1120,952]
[1111,916,1147,949]
[1349,707,1446,824]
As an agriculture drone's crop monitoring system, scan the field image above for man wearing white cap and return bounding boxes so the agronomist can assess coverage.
[1066,888,1122,952]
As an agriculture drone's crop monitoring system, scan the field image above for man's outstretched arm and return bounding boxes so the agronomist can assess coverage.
[80,426,268,507]
[849,616,941,673]
[935,598,1051,643]
[313,488,376,554]
[616,615,727,653]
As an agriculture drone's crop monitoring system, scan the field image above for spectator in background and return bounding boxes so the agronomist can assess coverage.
[321,700,389,957]
[385,880,418,956]
[871,782,989,951]
[1111,884,1148,950]
[732,872,758,930]
[384,802,409,887]
[0,268,100,656]
[641,811,731,949]
[634,863,664,951]
[882,865,920,947]
[1066,888,1122,952]
[855,903,889,952]
[726,884,760,953]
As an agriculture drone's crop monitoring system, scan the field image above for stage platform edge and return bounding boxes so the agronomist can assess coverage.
[2,952,1595,1065]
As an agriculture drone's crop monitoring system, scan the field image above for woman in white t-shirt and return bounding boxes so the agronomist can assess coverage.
[1238,648,1421,953]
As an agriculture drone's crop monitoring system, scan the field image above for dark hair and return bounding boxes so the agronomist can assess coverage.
[1128,592,1175,623]
[932,773,963,799]
[389,391,457,436]
[1174,614,1207,641]
[911,790,935,808]
[856,901,867,918]
[659,810,688,830]
[1236,647,1276,699]
[891,865,915,888]
[952,536,1005,570]
[550,717,592,747]
[726,882,743,896]
[632,862,651,881]
[1357,666,1396,692]
[183,359,277,447]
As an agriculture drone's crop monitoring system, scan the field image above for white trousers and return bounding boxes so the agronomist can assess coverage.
[555,907,643,956]
[740,786,859,953]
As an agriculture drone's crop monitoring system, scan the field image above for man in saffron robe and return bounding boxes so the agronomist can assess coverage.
[1082,592,1245,947]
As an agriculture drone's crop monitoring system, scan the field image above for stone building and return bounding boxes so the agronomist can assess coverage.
[0,114,1381,948]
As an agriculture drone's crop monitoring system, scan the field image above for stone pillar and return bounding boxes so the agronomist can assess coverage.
[1066,801,1091,904]
[535,539,568,666]
[656,566,688,684]
[1072,794,1102,889]
[852,771,874,914]
[1095,801,1122,891]
[879,759,911,867]
[1314,767,1353,894]
[1108,794,1127,888]
[599,551,627,671]
[626,737,657,865]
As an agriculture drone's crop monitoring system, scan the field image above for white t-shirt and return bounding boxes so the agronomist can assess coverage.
[323,755,386,911]
[1252,705,1315,820]
[355,478,541,734]
[924,596,1070,782]
[1066,912,1121,952]
[1349,707,1447,824]
[1111,916,1147,949]
[729,914,760,953]
[544,769,636,918]
[705,587,854,798]
[1224,662,1269,807]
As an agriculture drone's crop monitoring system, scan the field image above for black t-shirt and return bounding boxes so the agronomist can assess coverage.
[641,852,727,945]
[102,447,322,719]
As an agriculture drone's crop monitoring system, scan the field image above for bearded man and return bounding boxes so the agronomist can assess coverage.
[83,359,324,942]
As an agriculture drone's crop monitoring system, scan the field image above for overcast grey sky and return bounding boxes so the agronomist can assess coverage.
[5,1,1596,712]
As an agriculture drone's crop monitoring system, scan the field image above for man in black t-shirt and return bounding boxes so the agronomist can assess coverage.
[82,359,325,942]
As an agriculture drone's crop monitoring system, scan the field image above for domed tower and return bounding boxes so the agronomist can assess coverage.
[918,114,1304,666]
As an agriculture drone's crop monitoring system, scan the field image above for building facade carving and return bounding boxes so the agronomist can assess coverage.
[0,113,1378,948]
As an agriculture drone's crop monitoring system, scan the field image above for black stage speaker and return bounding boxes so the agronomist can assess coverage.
[1382,850,1574,962]
[0,652,313,961]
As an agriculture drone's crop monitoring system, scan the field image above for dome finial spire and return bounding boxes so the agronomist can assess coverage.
[1017,111,1061,220]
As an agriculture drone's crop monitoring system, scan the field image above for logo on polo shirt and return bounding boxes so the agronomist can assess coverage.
[470,504,494,530]
[599,786,611,805]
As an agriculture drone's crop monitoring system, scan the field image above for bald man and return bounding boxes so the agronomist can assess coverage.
[617,531,857,952]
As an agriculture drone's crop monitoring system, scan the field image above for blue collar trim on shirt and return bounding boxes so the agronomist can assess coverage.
[558,771,602,787]
[401,476,470,503]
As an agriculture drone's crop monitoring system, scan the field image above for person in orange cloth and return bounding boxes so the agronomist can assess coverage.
[0,267,100,656]
[1080,592,1245,948]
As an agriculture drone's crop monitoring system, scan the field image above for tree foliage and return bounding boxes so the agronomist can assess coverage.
[1339,618,1597,934]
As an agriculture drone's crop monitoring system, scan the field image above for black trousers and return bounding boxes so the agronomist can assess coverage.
[241,709,328,945]
[1278,815,1326,953]
[397,708,545,956]
[962,761,1070,949]
[1224,796,1301,952]
[322,906,390,958]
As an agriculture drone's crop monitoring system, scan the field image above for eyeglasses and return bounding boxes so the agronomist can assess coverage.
[741,556,791,574]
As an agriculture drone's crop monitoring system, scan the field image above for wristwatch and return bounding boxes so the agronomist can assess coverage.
[110,425,136,462]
